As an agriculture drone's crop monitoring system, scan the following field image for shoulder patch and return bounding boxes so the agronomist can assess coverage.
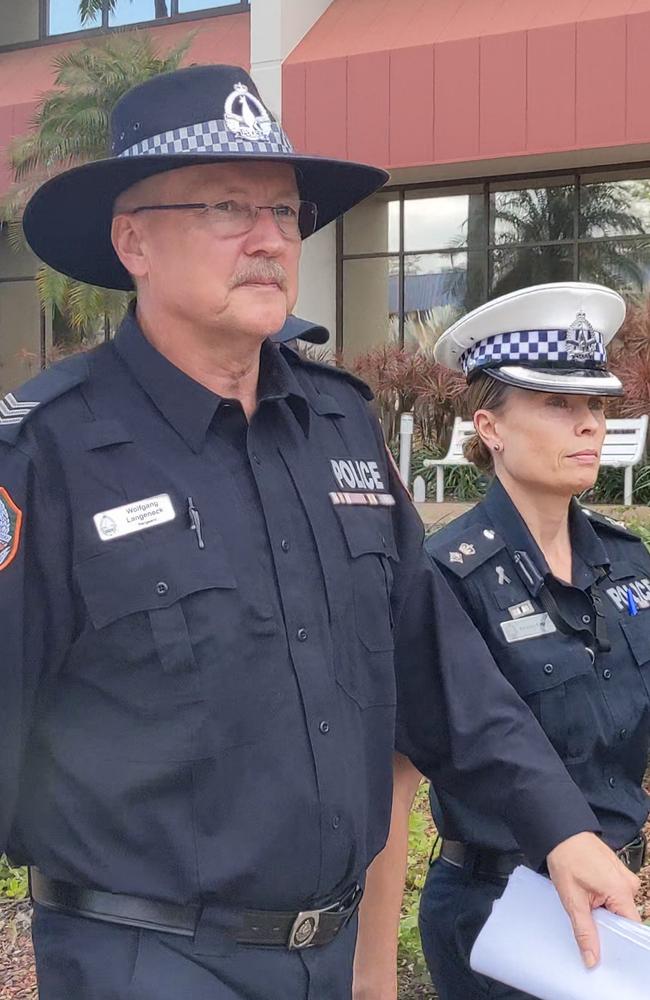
[426,520,506,578]
[280,345,374,401]
[0,353,90,445]
[0,487,22,571]
[580,506,641,542]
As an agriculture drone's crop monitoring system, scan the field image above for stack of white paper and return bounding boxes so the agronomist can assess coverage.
[470,866,650,1000]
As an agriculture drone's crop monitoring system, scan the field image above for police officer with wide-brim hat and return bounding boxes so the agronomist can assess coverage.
[1,65,641,1000]
[400,283,647,1000]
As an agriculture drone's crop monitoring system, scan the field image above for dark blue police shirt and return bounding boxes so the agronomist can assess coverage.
[426,477,650,855]
[0,311,601,905]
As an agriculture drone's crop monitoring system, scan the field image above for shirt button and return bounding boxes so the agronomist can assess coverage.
[331,815,341,830]
[297,627,308,642]
[319,721,330,734]
[608,777,617,789]
[281,538,290,553]
[619,728,628,740]
[602,669,612,680]
[543,663,554,675]
[581,614,591,624]
[156,581,169,596]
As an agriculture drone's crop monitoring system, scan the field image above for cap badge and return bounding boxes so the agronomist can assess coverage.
[566,311,599,362]
[224,83,272,141]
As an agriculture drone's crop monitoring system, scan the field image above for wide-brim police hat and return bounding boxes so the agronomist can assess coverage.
[271,314,329,345]
[22,64,388,291]
[434,282,625,396]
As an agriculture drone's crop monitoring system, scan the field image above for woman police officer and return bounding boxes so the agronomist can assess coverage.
[354,282,650,1000]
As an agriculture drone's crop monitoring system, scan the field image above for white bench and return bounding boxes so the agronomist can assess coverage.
[421,414,649,505]
[601,416,649,506]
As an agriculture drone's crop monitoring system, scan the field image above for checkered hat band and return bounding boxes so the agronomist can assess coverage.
[461,329,607,375]
[118,119,294,158]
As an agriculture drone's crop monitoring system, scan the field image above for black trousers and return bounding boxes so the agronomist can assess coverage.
[31,902,357,1000]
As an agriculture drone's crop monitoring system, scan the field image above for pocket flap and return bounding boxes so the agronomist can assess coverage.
[620,615,650,667]
[499,644,593,697]
[333,505,398,561]
[76,531,237,629]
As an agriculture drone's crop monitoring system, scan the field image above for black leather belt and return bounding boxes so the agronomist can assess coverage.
[440,833,647,880]
[29,869,362,950]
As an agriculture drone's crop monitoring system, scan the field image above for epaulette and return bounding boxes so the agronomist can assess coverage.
[279,345,374,401]
[579,506,641,541]
[426,519,507,578]
[0,353,90,445]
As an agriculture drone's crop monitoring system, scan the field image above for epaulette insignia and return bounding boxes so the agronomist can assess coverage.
[0,354,89,445]
[580,506,637,539]
[427,521,506,578]
[0,392,40,426]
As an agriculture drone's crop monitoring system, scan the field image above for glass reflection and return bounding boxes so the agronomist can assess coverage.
[579,241,650,296]
[491,183,575,245]
[108,0,171,25]
[490,245,573,298]
[580,180,650,238]
[343,257,397,357]
[49,0,100,33]
[404,192,484,252]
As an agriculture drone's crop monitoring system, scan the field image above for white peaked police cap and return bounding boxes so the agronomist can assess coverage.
[434,282,625,396]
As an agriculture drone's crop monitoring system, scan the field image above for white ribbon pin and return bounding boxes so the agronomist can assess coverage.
[496,565,511,586]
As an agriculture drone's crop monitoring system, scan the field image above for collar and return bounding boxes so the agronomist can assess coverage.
[482,478,609,589]
[112,307,310,452]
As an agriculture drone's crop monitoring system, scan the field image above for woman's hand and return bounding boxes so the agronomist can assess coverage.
[547,831,641,968]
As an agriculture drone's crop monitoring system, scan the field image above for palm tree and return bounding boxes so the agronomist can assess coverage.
[79,0,170,23]
[0,30,192,338]
[491,184,650,298]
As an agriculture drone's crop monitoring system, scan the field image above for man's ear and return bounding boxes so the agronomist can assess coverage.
[111,213,148,281]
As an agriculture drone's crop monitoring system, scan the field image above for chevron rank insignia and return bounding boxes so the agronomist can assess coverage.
[0,392,39,427]
[0,487,22,571]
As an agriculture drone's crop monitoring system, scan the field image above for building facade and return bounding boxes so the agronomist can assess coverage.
[2,0,650,392]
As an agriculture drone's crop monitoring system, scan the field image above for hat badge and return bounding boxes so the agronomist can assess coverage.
[224,82,272,142]
[566,310,599,362]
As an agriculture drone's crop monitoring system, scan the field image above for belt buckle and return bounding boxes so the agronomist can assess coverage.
[288,910,321,950]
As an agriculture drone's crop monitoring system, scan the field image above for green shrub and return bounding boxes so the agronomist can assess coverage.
[0,856,28,900]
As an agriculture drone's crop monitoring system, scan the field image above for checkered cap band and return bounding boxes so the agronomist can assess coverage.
[461,328,607,375]
[118,119,294,158]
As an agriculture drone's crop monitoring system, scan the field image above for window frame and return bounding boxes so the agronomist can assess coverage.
[338,162,650,354]
[0,0,249,53]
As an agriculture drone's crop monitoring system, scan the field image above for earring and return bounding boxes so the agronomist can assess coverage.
[493,443,501,452]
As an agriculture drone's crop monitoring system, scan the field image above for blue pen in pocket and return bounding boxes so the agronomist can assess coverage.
[627,586,639,616]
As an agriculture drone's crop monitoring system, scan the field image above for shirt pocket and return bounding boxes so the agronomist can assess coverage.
[334,506,398,652]
[620,614,650,698]
[498,641,596,764]
[74,531,237,710]
[332,506,398,708]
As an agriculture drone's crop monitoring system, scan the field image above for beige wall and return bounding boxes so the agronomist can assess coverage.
[342,257,393,361]
[0,0,40,46]
[0,280,42,395]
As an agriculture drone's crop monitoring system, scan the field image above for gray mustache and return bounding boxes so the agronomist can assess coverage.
[232,261,287,290]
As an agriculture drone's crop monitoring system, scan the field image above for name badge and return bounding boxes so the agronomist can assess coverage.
[94,493,175,542]
[500,613,557,643]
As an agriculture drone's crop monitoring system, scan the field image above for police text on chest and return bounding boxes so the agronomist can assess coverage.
[330,459,385,492]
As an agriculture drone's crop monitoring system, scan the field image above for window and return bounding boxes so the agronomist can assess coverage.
[49,0,100,34]
[340,169,650,358]
[43,1,248,39]
[108,0,172,27]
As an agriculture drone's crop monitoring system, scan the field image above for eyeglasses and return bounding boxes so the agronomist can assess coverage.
[127,199,318,240]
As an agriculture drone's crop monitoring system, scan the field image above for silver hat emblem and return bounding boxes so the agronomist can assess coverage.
[566,311,599,362]
[224,83,272,141]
